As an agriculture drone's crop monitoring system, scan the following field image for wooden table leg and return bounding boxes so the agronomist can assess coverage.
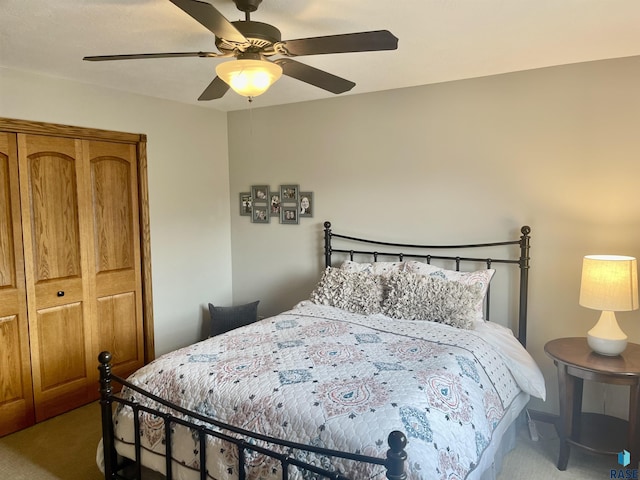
[571,377,584,441]
[557,363,575,470]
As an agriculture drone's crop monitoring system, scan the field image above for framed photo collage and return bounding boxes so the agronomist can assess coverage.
[240,184,313,224]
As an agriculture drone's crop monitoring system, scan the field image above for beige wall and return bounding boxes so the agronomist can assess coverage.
[0,67,233,355]
[228,55,640,417]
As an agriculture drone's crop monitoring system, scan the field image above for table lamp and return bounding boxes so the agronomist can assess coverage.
[579,255,638,356]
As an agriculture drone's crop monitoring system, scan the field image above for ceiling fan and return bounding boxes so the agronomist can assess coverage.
[83,0,398,100]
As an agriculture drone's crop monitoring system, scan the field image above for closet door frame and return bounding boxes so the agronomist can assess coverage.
[0,117,155,363]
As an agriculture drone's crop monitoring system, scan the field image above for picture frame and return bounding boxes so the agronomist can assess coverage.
[251,185,269,203]
[240,184,310,225]
[239,192,252,216]
[280,205,299,224]
[280,184,299,204]
[269,192,281,216]
[251,205,269,224]
[299,191,313,218]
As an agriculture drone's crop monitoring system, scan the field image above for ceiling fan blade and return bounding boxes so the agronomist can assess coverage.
[198,76,230,100]
[83,52,223,61]
[169,0,248,44]
[276,30,398,57]
[274,59,355,94]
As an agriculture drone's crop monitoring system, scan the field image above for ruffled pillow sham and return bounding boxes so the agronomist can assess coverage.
[382,272,483,329]
[311,261,494,327]
[403,261,494,321]
[309,267,384,315]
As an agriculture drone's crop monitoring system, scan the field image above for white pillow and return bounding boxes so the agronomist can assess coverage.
[309,267,384,315]
[382,272,483,329]
[403,261,495,321]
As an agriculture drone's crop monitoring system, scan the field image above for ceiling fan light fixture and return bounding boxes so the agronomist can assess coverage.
[216,58,282,97]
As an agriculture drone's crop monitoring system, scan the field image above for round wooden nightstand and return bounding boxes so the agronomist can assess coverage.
[544,337,640,470]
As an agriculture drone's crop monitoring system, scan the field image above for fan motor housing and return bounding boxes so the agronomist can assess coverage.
[217,20,282,53]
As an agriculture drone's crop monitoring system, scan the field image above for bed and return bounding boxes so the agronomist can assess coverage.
[97,222,545,480]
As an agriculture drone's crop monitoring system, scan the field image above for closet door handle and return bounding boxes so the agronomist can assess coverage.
[57,291,65,297]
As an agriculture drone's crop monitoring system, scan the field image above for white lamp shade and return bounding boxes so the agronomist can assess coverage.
[216,59,282,97]
[579,255,638,312]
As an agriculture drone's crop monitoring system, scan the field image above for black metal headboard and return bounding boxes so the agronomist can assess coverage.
[323,221,531,347]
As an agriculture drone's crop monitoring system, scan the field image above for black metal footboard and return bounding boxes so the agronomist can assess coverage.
[99,352,408,480]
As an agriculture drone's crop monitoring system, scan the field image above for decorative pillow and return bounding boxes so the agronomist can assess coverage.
[382,272,483,329]
[340,260,404,276]
[403,261,495,320]
[309,267,384,315]
[208,301,260,337]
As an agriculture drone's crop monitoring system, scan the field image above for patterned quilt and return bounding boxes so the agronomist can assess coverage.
[112,302,531,480]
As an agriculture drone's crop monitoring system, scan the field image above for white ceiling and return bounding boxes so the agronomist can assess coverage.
[2,0,640,112]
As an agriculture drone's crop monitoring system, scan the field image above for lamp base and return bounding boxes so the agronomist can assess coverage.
[587,310,628,356]
[587,334,627,356]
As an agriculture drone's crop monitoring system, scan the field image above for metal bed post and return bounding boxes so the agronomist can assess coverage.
[324,221,332,268]
[518,226,531,347]
[385,431,408,480]
[99,351,116,480]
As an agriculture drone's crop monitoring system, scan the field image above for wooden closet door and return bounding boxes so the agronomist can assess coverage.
[83,140,144,382]
[18,134,94,421]
[0,132,34,436]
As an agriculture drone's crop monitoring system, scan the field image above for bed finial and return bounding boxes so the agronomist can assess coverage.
[521,225,531,236]
[324,221,331,229]
[385,430,407,480]
[98,350,112,365]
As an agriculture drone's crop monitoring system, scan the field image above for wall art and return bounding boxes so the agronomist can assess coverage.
[241,184,313,225]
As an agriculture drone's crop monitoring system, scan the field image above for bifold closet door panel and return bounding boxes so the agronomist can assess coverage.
[84,140,144,382]
[0,132,34,436]
[0,119,152,430]
[17,134,95,422]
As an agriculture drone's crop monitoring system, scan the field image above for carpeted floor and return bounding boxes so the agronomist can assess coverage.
[0,401,104,480]
[0,401,619,479]
[500,420,618,479]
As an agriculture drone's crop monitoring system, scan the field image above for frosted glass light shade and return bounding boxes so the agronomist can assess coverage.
[579,255,639,356]
[216,59,282,97]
